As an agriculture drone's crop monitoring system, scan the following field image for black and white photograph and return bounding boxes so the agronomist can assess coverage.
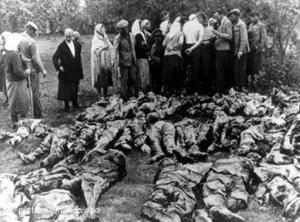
[0,0,300,221]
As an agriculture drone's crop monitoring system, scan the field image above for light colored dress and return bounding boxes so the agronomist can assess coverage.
[91,32,113,91]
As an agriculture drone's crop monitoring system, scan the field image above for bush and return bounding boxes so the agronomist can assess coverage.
[255,49,300,90]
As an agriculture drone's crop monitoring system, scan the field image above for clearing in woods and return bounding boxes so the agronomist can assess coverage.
[0,36,283,221]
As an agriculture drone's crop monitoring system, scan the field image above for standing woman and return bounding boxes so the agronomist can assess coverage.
[1,33,30,125]
[135,19,152,92]
[52,28,84,111]
[91,24,113,98]
[162,17,184,93]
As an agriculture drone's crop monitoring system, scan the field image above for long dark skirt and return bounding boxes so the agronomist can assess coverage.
[162,55,184,90]
[150,61,163,93]
[95,67,113,90]
[57,80,79,102]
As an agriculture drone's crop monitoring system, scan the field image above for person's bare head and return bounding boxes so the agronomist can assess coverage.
[214,8,225,22]
[25,22,38,38]
[64,28,74,42]
[73,31,80,41]
[196,11,206,24]
[161,11,170,21]
[250,12,260,24]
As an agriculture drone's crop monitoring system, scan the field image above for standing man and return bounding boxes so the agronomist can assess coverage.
[19,22,47,118]
[52,28,84,111]
[228,9,250,90]
[160,11,171,36]
[112,20,137,100]
[212,9,233,94]
[247,12,268,84]
[183,12,205,94]
[201,18,217,93]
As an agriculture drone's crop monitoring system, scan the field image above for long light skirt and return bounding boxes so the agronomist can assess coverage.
[137,59,151,92]
[7,79,29,117]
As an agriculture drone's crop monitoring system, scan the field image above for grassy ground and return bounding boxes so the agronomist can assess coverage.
[0,35,284,221]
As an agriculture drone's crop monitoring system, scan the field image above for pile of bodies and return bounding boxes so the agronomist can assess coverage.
[1,89,300,221]
[0,119,49,146]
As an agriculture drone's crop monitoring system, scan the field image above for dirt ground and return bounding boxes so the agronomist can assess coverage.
[0,36,285,221]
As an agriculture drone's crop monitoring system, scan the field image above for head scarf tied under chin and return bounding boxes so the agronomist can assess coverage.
[3,32,23,51]
[91,23,111,52]
[141,19,150,29]
[168,17,181,39]
[95,23,104,35]
[189,14,197,21]
[131,19,141,36]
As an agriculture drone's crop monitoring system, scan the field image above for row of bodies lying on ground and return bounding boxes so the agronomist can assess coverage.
[1,88,300,221]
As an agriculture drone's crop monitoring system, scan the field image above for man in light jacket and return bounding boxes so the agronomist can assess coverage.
[212,9,233,94]
[228,9,250,90]
[19,22,47,118]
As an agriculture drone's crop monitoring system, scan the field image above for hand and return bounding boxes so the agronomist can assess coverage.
[42,70,47,78]
[212,30,219,36]
[25,68,30,75]
[237,52,243,59]
[59,66,64,72]
[185,47,193,55]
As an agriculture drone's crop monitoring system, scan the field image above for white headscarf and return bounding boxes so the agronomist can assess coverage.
[132,19,149,43]
[3,32,23,51]
[141,19,150,29]
[131,19,141,36]
[168,17,181,39]
[189,14,196,21]
[91,23,111,52]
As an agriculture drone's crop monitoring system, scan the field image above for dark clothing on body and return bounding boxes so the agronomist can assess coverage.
[235,55,247,88]
[135,33,150,59]
[186,44,202,93]
[216,50,232,94]
[162,55,184,90]
[52,40,83,104]
[118,36,137,99]
[150,43,164,93]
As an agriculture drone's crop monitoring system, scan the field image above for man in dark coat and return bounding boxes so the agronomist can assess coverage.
[52,28,83,111]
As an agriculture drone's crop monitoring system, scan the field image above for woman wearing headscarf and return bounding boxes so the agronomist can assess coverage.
[135,19,152,92]
[91,23,113,98]
[1,32,30,125]
[162,17,184,93]
[131,19,142,37]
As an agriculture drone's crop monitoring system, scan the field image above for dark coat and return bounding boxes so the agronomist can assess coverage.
[52,40,83,82]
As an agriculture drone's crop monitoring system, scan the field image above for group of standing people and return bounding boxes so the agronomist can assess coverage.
[91,8,269,100]
[0,23,84,125]
[0,22,47,126]
[0,7,269,126]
